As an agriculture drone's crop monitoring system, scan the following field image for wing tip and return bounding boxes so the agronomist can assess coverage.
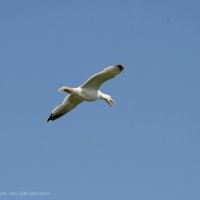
[47,113,53,122]
[47,112,66,122]
[115,64,124,71]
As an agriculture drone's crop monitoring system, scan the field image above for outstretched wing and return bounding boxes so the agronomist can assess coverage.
[80,65,124,90]
[47,94,83,122]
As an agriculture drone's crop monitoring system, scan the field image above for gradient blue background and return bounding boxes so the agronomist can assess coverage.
[0,0,200,199]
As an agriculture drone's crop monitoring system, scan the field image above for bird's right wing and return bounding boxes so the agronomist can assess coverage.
[80,65,124,90]
[47,94,83,122]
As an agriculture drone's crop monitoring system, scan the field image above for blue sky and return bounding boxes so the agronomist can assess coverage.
[0,0,200,199]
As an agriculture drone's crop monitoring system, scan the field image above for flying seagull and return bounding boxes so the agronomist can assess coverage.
[47,64,124,122]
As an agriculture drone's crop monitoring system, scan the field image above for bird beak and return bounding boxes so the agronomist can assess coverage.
[107,98,115,107]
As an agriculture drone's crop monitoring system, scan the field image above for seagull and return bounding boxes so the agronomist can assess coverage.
[47,64,124,122]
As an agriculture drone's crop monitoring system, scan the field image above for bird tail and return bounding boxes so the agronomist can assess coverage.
[58,86,74,93]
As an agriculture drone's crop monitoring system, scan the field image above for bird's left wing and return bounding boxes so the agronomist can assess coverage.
[80,65,124,90]
[47,94,83,122]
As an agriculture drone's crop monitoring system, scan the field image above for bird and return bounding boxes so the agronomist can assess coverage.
[47,64,124,122]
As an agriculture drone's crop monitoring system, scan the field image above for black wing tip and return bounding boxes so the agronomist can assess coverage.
[47,112,66,122]
[115,64,124,71]
[47,113,53,122]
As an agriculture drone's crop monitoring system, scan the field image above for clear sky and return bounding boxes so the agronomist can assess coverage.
[0,0,200,199]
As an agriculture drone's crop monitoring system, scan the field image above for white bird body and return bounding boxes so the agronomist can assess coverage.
[47,65,124,122]
[77,88,99,101]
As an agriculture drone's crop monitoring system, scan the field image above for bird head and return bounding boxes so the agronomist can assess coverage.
[104,95,115,107]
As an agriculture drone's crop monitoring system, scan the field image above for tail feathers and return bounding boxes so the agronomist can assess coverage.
[58,86,73,93]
